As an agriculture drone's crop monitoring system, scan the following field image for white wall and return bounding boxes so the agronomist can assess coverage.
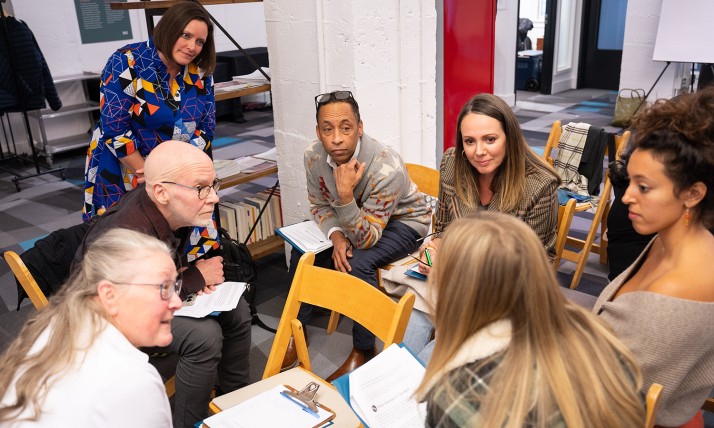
[619,0,684,99]
[265,0,437,228]
[494,0,518,106]
[5,0,267,155]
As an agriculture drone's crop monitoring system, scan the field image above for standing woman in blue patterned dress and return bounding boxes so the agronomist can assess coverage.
[83,1,217,259]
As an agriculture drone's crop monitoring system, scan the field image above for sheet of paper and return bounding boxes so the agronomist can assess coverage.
[175,282,246,318]
[202,384,332,428]
[276,221,333,254]
[349,344,426,428]
[214,157,266,179]
[251,147,277,162]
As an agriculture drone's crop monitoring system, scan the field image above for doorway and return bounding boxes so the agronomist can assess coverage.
[578,0,628,89]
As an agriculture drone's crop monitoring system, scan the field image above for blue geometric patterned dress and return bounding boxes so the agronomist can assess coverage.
[83,38,218,260]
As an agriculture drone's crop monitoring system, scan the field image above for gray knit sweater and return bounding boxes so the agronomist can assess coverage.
[304,134,431,249]
[593,238,714,426]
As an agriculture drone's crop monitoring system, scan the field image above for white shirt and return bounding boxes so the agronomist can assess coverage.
[1,322,172,428]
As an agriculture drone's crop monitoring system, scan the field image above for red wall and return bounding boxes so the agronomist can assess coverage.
[442,0,496,150]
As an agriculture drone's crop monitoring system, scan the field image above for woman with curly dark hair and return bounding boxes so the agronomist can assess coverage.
[594,86,714,428]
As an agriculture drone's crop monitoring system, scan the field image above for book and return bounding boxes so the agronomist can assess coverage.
[202,384,335,428]
[404,263,428,281]
[275,221,332,254]
[232,67,271,86]
[332,343,426,428]
[175,282,247,318]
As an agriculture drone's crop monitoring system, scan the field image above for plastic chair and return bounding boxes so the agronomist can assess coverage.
[263,252,415,378]
[3,250,178,398]
[645,383,664,428]
[325,163,438,335]
[543,120,630,288]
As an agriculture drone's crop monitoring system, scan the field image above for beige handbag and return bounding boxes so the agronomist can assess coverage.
[612,88,645,128]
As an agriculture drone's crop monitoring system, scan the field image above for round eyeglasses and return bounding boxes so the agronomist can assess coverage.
[112,279,183,300]
[161,178,221,200]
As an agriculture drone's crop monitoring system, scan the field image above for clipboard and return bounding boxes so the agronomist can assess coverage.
[202,383,336,428]
[280,384,336,427]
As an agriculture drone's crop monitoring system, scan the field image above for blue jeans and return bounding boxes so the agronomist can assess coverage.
[288,220,421,350]
[402,308,435,361]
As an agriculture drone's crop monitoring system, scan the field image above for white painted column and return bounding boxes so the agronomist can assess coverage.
[265,0,437,228]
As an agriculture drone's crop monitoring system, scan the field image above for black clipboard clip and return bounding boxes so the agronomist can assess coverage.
[280,382,320,415]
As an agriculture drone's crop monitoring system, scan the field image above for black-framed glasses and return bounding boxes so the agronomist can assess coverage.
[112,279,183,301]
[161,178,221,200]
[314,91,354,110]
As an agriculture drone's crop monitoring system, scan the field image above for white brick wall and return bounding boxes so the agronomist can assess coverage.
[265,0,437,227]
[619,0,683,100]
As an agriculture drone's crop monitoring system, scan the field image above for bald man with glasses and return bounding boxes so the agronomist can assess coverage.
[76,140,251,428]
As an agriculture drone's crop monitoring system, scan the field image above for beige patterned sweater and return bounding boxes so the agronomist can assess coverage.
[304,134,431,249]
[594,238,714,426]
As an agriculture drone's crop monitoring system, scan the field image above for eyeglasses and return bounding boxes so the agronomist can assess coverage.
[314,91,354,110]
[161,178,221,200]
[112,279,183,301]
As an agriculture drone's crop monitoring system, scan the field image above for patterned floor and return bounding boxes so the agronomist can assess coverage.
[0,89,625,382]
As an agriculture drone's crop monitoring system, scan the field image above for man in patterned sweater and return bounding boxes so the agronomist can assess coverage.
[282,90,431,381]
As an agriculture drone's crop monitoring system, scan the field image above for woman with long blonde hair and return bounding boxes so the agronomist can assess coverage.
[416,213,644,427]
[0,229,181,427]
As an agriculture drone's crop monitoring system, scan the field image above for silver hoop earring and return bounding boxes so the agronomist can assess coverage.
[461,150,466,158]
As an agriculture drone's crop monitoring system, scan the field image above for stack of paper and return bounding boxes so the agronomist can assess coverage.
[214,80,250,93]
[175,282,246,318]
[275,221,332,254]
[232,67,270,86]
[336,344,426,428]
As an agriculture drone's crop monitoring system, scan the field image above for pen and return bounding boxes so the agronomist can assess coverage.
[425,248,433,267]
[279,390,319,418]
[305,229,325,243]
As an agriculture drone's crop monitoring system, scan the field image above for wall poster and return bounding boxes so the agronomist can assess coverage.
[74,0,132,44]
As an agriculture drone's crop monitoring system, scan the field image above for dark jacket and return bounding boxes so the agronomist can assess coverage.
[0,16,61,113]
[76,185,206,297]
[16,222,91,309]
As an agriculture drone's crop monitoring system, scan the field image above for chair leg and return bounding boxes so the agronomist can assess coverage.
[290,320,311,372]
[326,311,340,335]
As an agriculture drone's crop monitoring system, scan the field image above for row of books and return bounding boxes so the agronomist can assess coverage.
[218,187,283,244]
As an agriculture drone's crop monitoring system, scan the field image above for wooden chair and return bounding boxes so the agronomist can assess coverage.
[3,250,178,397]
[553,198,577,271]
[4,251,49,310]
[645,383,664,428]
[543,120,630,288]
[325,163,438,335]
[263,252,415,378]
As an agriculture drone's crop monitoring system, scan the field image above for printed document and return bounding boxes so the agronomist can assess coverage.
[202,384,333,428]
[175,282,246,318]
[349,344,426,428]
[275,221,333,254]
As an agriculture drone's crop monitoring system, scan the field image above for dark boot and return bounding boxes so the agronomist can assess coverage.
[325,346,377,382]
[281,332,309,371]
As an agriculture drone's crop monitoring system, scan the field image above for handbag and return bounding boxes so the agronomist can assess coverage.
[612,88,645,128]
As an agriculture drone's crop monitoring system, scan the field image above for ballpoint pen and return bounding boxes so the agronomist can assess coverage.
[424,248,433,267]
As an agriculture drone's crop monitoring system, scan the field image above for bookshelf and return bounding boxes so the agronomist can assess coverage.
[219,163,284,260]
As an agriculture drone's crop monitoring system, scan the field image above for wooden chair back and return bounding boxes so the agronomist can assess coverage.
[264,252,415,378]
[645,383,663,428]
[405,163,439,198]
[4,251,49,309]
